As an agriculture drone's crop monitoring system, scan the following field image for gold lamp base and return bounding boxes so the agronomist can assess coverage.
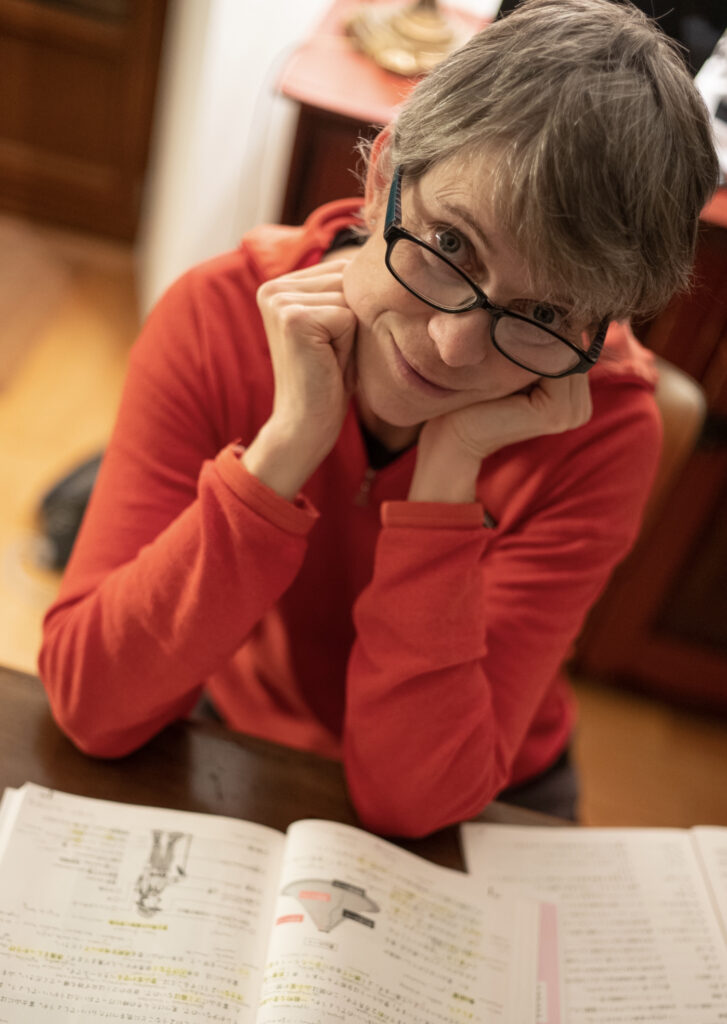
[346,0,469,77]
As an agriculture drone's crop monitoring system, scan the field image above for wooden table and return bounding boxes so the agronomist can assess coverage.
[0,664,563,872]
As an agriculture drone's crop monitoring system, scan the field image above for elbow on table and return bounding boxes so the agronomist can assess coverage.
[38,630,142,760]
[39,614,201,760]
[346,765,494,840]
[352,800,447,840]
[56,713,141,760]
[42,679,144,760]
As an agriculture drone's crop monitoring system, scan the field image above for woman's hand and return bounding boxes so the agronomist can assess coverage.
[409,375,593,503]
[243,260,357,499]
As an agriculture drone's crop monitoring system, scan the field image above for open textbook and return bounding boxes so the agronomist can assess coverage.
[462,822,727,1024]
[0,784,558,1024]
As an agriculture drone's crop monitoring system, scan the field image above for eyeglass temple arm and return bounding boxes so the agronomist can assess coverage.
[586,318,609,364]
[386,167,403,226]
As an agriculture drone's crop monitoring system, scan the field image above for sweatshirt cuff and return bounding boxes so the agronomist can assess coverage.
[381,500,495,530]
[215,443,319,536]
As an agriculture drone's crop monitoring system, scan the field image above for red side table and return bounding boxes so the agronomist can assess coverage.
[278,0,486,223]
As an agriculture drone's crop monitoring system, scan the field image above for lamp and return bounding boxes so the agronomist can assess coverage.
[346,0,470,77]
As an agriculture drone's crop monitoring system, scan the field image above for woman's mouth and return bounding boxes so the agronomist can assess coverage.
[391,341,457,397]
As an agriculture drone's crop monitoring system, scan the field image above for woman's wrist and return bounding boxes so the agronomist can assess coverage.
[408,428,483,504]
[241,421,324,501]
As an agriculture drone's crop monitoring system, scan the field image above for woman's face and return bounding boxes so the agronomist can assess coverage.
[342,155,551,448]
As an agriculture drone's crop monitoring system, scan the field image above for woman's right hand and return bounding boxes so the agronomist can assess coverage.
[242,259,357,500]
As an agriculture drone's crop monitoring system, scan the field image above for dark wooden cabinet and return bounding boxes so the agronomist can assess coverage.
[279,1,727,711]
[281,105,379,226]
[0,0,167,239]
[573,209,727,711]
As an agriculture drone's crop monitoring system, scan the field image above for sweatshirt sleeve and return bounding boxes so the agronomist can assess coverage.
[343,384,662,836]
[38,265,317,757]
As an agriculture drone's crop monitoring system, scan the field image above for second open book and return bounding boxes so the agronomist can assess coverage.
[462,820,727,1023]
[0,783,557,1024]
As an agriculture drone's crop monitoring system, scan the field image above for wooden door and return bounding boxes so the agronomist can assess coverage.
[0,0,167,239]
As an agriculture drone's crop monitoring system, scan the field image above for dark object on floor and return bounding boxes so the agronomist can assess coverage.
[37,454,103,570]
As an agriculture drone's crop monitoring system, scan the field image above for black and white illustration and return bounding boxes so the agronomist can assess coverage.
[134,829,192,917]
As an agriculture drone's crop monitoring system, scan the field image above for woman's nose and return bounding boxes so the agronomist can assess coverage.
[427,308,491,367]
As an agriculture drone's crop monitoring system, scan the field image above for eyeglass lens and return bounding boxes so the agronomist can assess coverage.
[388,237,585,375]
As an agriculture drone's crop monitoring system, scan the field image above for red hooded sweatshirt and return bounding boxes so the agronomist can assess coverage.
[39,199,661,837]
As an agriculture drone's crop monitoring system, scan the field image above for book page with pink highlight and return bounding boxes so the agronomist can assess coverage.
[461,823,727,1024]
[536,901,562,1024]
[259,817,546,1024]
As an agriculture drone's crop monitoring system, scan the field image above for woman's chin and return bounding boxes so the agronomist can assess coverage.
[355,384,423,448]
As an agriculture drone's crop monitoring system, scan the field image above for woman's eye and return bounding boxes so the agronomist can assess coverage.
[531,302,556,325]
[518,300,567,330]
[433,228,471,265]
[514,300,588,345]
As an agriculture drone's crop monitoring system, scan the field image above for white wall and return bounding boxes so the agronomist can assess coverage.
[136,0,502,317]
[136,0,332,316]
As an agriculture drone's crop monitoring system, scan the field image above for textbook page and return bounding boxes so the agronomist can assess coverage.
[0,783,285,1024]
[256,817,544,1024]
[693,826,727,942]
[461,824,727,1024]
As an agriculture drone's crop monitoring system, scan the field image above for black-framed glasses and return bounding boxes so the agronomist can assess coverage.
[383,167,608,378]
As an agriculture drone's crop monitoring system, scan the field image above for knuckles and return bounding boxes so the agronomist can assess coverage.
[257,286,311,331]
[275,303,309,331]
[256,278,302,310]
[255,279,277,306]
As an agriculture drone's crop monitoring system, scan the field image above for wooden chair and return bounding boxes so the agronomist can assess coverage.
[572,356,708,690]
[640,355,708,530]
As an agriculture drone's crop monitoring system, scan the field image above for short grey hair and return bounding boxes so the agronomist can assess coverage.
[365,0,719,323]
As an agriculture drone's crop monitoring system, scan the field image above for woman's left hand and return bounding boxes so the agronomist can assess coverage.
[409,375,593,503]
[435,373,592,457]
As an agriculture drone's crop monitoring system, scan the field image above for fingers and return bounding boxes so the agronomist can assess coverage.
[257,262,348,301]
[262,290,350,309]
[307,304,356,344]
[265,300,355,345]
[532,373,592,432]
[257,265,352,340]
[280,257,351,276]
[258,258,358,359]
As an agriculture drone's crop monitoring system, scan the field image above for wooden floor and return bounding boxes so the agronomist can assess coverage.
[1,214,726,829]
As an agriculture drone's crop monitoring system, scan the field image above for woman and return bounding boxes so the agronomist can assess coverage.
[39,0,718,836]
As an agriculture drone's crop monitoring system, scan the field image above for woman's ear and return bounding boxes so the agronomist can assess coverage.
[362,125,394,228]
